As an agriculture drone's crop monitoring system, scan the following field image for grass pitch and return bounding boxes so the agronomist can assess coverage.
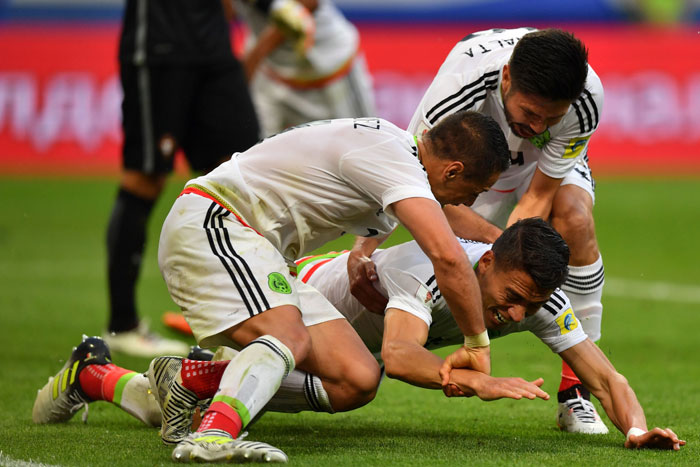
[0,176,698,466]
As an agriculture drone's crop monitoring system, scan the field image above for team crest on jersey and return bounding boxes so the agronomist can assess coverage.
[563,136,589,159]
[555,308,579,334]
[416,284,433,306]
[528,129,550,149]
[268,273,292,294]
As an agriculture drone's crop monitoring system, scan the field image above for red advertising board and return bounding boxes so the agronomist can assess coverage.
[0,23,698,175]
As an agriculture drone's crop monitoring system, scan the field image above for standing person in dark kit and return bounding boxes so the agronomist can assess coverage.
[105,0,261,357]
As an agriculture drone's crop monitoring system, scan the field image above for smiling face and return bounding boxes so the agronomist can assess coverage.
[501,65,571,139]
[476,250,553,329]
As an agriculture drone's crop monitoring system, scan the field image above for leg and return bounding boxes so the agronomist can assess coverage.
[106,61,194,357]
[550,182,607,434]
[32,335,162,427]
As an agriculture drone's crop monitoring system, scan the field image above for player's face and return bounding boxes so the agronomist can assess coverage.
[432,171,499,207]
[502,90,570,139]
[478,262,552,330]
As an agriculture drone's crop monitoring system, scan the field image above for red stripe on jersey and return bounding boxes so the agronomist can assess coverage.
[300,258,335,283]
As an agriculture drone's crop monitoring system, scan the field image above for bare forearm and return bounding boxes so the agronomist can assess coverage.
[383,341,445,389]
[594,373,648,434]
[443,205,502,243]
[434,258,485,336]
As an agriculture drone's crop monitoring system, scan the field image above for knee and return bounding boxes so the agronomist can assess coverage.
[337,360,381,410]
[550,193,596,250]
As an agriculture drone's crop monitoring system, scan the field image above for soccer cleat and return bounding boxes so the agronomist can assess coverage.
[32,335,111,424]
[172,429,288,463]
[187,345,215,361]
[557,388,609,434]
[103,320,189,358]
[148,356,201,445]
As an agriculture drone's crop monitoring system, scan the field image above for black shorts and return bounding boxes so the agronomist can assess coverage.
[120,59,260,174]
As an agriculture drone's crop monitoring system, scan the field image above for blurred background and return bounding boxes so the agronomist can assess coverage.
[1,0,699,175]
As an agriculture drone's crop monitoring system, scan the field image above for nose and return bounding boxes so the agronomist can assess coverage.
[506,305,526,322]
[529,120,547,135]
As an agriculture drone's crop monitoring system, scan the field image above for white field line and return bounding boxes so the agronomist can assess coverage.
[0,452,61,467]
[605,277,700,304]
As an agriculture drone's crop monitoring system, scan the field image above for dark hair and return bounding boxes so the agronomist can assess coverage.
[509,29,588,102]
[426,110,510,182]
[491,217,570,291]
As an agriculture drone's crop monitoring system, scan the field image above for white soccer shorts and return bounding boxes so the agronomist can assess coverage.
[158,191,344,349]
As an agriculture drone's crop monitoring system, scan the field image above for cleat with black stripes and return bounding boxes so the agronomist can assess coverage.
[148,356,201,445]
[172,429,287,463]
[32,335,111,424]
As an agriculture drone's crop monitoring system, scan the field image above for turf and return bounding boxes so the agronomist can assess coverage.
[0,176,698,466]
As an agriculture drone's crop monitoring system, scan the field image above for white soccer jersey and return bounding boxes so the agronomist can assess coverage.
[235,0,358,80]
[408,27,604,190]
[298,240,587,356]
[186,118,436,261]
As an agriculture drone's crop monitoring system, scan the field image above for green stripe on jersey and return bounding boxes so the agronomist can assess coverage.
[295,251,348,274]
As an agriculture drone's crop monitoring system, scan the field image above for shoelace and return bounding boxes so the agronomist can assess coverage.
[565,396,597,423]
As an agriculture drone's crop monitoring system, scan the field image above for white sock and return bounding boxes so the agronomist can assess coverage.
[212,335,295,428]
[267,369,334,414]
[562,255,604,341]
[118,373,162,427]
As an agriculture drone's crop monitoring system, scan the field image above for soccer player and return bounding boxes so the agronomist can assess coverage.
[231,0,376,136]
[155,111,510,462]
[105,0,260,357]
[350,27,609,433]
[33,219,684,452]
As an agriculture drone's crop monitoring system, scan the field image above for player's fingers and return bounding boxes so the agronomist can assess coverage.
[439,361,453,386]
[529,377,545,387]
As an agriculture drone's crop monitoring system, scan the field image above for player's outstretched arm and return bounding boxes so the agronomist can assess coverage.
[506,167,561,227]
[561,339,685,450]
[391,197,490,375]
[443,204,502,244]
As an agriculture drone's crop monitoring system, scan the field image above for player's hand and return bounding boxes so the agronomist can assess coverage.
[624,427,686,450]
[269,0,315,56]
[471,375,549,402]
[440,344,491,382]
[347,250,387,315]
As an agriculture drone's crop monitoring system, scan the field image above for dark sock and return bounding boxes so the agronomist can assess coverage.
[106,188,155,333]
[557,383,591,403]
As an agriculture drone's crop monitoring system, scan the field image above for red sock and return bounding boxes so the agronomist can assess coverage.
[197,401,243,438]
[180,359,229,399]
[559,360,582,392]
[79,363,134,401]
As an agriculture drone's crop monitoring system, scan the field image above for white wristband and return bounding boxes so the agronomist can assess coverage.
[626,427,645,441]
[463,330,490,348]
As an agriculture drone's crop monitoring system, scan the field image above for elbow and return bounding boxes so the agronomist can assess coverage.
[381,342,403,380]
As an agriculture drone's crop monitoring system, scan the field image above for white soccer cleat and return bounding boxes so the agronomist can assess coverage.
[557,389,609,434]
[33,335,111,424]
[103,320,189,358]
[148,356,201,445]
[172,429,288,463]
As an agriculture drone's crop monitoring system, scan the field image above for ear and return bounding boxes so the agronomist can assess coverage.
[501,64,511,94]
[478,249,495,273]
[444,161,465,180]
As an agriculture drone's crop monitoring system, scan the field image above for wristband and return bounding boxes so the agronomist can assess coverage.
[626,427,645,441]
[463,330,490,348]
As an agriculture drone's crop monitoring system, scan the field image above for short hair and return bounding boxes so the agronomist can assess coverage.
[509,29,588,102]
[491,217,570,291]
[426,110,510,183]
